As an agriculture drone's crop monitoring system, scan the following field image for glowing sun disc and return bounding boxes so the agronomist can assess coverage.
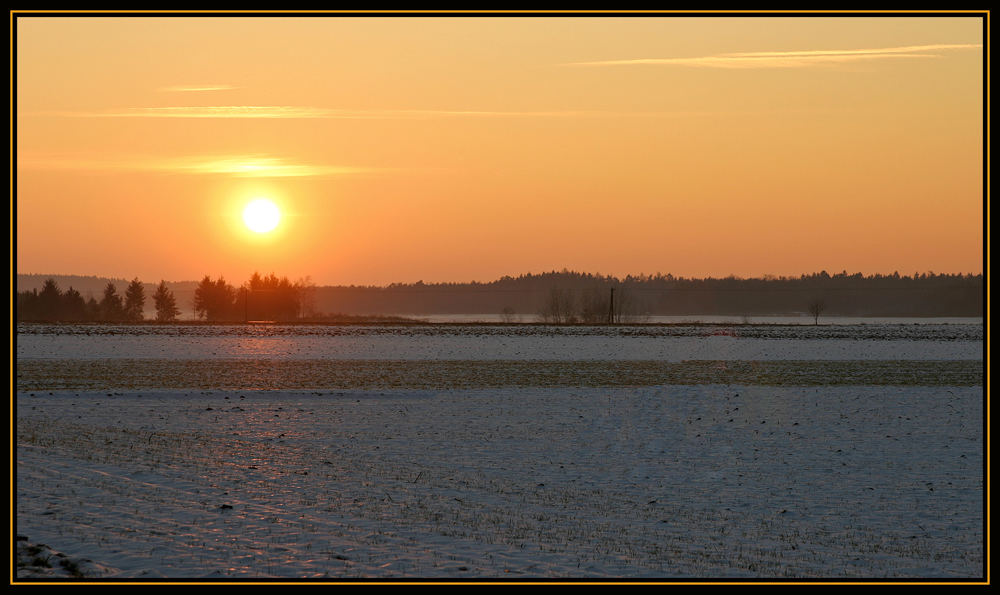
[243,199,281,233]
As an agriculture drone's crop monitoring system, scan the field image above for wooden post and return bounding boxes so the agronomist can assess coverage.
[609,287,615,325]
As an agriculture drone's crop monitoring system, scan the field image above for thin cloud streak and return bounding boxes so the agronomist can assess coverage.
[730,43,982,57]
[31,106,726,120]
[564,43,983,68]
[159,84,238,92]
[160,155,372,177]
[17,153,374,178]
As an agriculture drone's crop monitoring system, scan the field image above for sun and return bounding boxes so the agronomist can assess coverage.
[243,199,281,233]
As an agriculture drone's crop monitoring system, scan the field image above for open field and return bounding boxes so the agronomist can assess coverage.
[16,322,984,363]
[14,323,985,580]
[16,386,983,579]
[16,359,984,392]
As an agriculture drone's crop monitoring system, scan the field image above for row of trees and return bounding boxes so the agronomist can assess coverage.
[18,272,308,323]
[193,273,309,322]
[17,279,180,322]
[17,269,984,322]
[309,270,981,317]
[537,286,646,324]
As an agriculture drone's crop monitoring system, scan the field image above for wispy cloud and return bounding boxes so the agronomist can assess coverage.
[161,155,371,177]
[78,106,335,119]
[17,153,373,178]
[29,106,720,120]
[159,84,238,93]
[564,43,982,69]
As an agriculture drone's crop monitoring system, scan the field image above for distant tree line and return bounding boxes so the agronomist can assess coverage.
[308,270,984,318]
[17,278,180,322]
[16,269,984,322]
[16,272,310,323]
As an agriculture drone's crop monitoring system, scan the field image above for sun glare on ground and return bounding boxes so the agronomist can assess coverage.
[243,199,281,233]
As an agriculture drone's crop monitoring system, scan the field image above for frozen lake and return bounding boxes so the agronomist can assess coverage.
[14,322,986,580]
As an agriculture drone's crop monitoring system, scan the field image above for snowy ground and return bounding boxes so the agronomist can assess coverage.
[13,323,985,580]
[16,385,983,579]
[15,323,984,362]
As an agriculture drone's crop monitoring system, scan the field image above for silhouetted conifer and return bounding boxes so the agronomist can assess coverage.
[124,277,145,322]
[37,279,62,320]
[194,276,238,321]
[99,282,125,322]
[153,281,180,322]
[62,287,88,321]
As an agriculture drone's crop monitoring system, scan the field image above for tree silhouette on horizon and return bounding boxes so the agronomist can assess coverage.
[99,282,125,322]
[153,280,180,322]
[124,277,145,322]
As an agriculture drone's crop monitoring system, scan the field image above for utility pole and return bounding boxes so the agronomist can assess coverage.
[608,287,615,325]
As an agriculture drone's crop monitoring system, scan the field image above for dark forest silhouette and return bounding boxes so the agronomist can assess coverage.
[16,273,307,323]
[309,270,983,320]
[18,278,172,323]
[16,270,983,322]
[193,273,305,322]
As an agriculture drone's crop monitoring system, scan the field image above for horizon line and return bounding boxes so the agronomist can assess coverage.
[15,269,986,288]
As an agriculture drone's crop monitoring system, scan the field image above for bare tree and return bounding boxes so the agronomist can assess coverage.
[808,298,826,325]
[611,287,647,323]
[296,276,318,319]
[577,287,609,324]
[500,306,518,324]
[538,287,575,324]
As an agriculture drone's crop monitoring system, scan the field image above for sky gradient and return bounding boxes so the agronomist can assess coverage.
[15,15,985,285]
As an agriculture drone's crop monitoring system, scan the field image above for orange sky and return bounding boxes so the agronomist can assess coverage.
[15,14,985,286]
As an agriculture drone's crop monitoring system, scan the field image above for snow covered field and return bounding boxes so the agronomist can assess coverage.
[13,323,985,580]
[16,322,984,362]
